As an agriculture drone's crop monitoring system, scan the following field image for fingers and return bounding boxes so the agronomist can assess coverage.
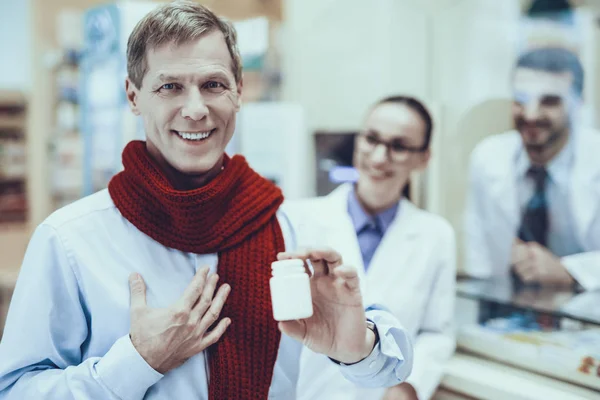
[308,248,343,277]
[511,242,529,265]
[332,265,360,291]
[189,273,219,321]
[512,241,538,283]
[278,250,361,293]
[277,248,342,265]
[129,273,147,311]
[278,248,343,277]
[196,283,231,334]
[181,267,210,310]
[278,320,307,342]
[514,260,537,283]
[199,317,231,349]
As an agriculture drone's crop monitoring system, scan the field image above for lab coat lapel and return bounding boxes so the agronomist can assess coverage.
[365,200,420,301]
[485,137,521,232]
[571,129,600,245]
[320,184,368,293]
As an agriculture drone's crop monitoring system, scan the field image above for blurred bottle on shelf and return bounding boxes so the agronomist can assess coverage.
[0,91,27,223]
[48,10,84,210]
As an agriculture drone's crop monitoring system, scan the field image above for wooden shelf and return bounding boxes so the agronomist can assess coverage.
[0,91,27,226]
[0,177,26,184]
[0,91,26,108]
[0,117,26,131]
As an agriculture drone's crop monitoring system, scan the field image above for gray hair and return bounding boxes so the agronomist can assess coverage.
[127,1,242,88]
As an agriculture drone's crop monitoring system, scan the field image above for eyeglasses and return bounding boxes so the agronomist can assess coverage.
[513,92,568,108]
[357,132,427,161]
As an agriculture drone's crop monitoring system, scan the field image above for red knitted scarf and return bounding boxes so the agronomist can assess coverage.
[108,140,284,399]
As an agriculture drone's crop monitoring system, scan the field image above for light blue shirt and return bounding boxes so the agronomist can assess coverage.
[0,189,413,400]
[516,138,583,257]
[346,188,399,271]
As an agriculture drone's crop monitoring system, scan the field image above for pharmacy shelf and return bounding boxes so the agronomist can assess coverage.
[0,117,27,132]
[0,91,28,224]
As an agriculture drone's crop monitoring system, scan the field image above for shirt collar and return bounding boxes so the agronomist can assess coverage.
[347,186,399,234]
[516,135,574,188]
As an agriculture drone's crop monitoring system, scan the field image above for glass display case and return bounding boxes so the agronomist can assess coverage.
[456,278,600,392]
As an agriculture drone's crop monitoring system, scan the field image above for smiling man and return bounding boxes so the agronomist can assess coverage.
[465,47,600,291]
[0,2,412,399]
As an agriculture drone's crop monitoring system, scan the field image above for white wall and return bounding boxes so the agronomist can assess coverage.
[0,0,31,91]
[282,0,600,270]
[282,0,523,269]
[282,0,520,131]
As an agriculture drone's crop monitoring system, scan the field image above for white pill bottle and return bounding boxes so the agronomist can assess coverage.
[270,259,314,321]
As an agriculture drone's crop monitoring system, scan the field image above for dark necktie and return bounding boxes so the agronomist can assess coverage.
[512,166,548,286]
[517,166,549,246]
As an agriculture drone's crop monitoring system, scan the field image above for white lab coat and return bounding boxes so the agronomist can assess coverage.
[464,128,600,291]
[284,184,456,400]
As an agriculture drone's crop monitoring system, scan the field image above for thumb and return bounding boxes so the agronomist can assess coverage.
[129,273,147,311]
[278,320,307,343]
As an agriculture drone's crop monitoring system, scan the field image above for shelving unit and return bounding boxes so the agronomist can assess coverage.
[49,44,83,211]
[0,91,28,224]
[0,92,29,337]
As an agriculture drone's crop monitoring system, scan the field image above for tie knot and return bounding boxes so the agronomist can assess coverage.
[361,218,381,235]
[528,166,548,190]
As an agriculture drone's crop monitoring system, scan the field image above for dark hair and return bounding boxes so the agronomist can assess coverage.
[375,95,434,150]
[515,47,584,97]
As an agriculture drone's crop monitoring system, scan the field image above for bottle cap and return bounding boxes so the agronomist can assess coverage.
[271,259,305,276]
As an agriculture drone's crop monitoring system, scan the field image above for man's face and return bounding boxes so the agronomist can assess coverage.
[125,30,242,176]
[353,103,429,196]
[512,68,574,152]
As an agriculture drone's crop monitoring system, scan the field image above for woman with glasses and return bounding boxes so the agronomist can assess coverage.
[290,96,456,400]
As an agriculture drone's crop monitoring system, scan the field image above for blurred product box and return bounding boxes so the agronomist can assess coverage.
[0,140,27,180]
[459,322,600,391]
[456,280,600,393]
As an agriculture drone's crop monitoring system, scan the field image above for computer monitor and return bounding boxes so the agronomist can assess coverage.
[314,131,410,199]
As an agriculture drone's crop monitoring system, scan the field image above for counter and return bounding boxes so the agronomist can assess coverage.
[456,278,600,326]
[447,278,600,398]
